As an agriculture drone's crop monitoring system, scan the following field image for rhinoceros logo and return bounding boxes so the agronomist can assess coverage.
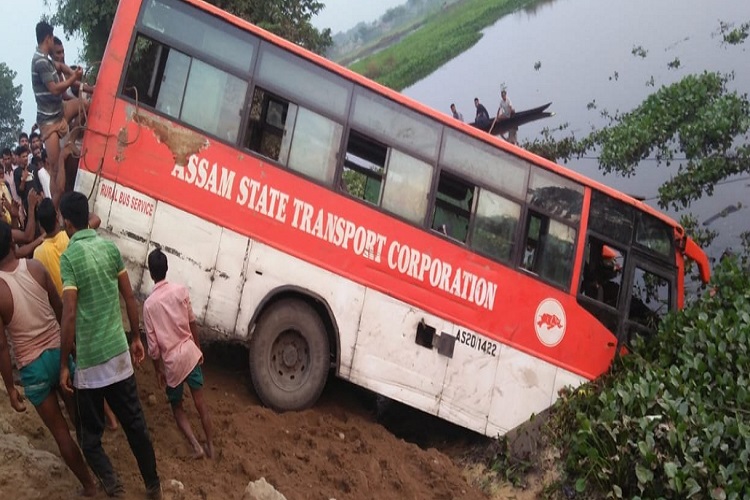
[534,299,566,347]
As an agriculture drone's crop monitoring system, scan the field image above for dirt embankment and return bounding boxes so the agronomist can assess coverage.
[1,344,536,500]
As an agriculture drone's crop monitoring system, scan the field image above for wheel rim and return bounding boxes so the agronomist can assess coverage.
[269,329,310,391]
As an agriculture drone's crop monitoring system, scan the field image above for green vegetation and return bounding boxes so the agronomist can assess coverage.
[349,0,537,91]
[549,253,750,499]
[0,63,24,147]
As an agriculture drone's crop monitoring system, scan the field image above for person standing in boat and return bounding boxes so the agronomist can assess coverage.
[450,103,464,122]
[496,90,515,122]
[473,98,491,127]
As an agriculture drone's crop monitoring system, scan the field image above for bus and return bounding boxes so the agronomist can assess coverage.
[74,0,710,437]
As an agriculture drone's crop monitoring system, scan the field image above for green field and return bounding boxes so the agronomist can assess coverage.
[348,0,538,91]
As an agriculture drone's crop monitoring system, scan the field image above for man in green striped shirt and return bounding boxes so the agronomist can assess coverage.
[59,191,161,499]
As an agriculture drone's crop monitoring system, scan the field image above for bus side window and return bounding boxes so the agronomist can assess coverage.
[245,87,294,163]
[341,131,386,205]
[521,212,576,289]
[470,188,521,263]
[123,35,247,144]
[340,132,433,225]
[431,171,474,242]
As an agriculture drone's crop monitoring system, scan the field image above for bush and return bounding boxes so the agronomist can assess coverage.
[549,256,750,499]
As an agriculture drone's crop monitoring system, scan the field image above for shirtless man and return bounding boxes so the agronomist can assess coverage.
[0,221,97,497]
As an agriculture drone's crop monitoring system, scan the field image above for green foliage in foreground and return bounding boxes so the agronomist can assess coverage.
[349,0,535,91]
[549,256,750,499]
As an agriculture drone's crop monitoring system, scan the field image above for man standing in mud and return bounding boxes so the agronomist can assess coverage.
[58,191,161,499]
[0,221,97,497]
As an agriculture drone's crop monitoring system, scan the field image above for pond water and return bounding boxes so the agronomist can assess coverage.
[403,0,750,258]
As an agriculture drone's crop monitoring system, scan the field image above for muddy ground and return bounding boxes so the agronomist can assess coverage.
[0,344,548,499]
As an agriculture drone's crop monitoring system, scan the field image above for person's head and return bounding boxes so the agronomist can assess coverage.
[450,103,457,112]
[14,145,28,166]
[0,221,13,261]
[36,198,58,234]
[18,132,29,148]
[147,248,168,283]
[474,97,479,107]
[36,21,54,47]
[59,191,89,236]
[501,90,507,99]
[1,148,11,170]
[52,36,65,63]
[30,132,42,151]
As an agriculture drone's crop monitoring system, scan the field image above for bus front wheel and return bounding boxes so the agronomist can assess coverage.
[249,299,330,411]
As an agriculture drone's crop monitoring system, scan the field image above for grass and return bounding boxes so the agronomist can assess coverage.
[348,0,539,91]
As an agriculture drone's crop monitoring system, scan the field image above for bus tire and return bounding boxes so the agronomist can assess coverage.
[249,299,330,411]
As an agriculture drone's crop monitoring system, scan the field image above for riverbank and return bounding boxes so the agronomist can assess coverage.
[347,0,539,91]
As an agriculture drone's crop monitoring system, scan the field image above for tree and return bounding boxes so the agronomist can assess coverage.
[0,63,24,148]
[47,0,332,66]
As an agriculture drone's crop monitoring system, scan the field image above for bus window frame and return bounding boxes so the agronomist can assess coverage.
[619,252,677,344]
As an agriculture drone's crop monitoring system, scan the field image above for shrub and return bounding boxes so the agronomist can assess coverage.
[549,256,750,499]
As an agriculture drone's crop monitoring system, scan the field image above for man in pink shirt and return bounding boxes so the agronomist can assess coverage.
[143,248,213,459]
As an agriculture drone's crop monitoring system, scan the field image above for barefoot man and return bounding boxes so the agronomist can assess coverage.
[143,248,214,459]
[0,221,97,497]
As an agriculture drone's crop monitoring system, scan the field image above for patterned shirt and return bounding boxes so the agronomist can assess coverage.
[31,50,63,124]
[60,229,129,369]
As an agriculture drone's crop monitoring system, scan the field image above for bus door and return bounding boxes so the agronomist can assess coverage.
[619,252,676,344]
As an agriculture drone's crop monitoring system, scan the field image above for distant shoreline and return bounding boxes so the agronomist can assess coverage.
[343,0,541,91]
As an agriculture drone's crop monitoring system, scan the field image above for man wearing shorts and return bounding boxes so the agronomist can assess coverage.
[144,248,214,459]
[0,221,96,497]
[32,21,83,205]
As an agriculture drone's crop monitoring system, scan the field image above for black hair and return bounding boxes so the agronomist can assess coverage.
[36,21,54,45]
[450,103,456,107]
[53,36,63,46]
[59,191,89,230]
[30,131,40,140]
[0,222,12,260]
[18,132,29,141]
[474,97,479,102]
[1,148,11,157]
[147,248,168,282]
[37,198,58,234]
[14,145,28,156]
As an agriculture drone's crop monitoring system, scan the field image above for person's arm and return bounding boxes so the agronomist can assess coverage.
[88,212,101,230]
[118,270,144,365]
[0,317,26,412]
[60,289,77,394]
[14,190,39,245]
[43,64,82,96]
[14,233,44,258]
[143,309,166,386]
[59,254,78,394]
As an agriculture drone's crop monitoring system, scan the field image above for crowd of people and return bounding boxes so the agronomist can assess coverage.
[0,21,214,499]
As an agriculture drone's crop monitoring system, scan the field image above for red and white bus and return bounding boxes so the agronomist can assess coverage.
[75,0,710,437]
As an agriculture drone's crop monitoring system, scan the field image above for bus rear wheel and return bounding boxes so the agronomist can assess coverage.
[249,299,330,411]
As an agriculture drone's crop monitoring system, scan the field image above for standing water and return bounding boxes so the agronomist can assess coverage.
[403,0,750,258]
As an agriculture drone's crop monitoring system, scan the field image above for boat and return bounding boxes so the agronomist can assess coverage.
[469,102,553,135]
